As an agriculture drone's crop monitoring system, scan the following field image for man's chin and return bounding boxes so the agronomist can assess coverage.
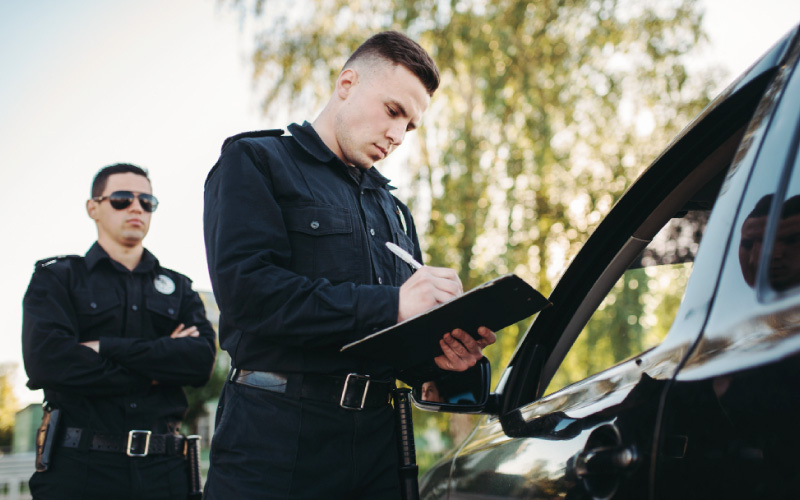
[769,268,800,289]
[120,231,146,245]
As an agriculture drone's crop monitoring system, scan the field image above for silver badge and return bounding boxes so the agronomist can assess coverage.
[154,274,176,295]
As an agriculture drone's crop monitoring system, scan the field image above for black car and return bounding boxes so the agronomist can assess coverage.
[413,23,800,500]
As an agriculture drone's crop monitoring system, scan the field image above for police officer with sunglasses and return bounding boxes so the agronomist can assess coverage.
[22,163,216,500]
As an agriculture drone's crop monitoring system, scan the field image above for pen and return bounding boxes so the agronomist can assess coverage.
[385,242,423,270]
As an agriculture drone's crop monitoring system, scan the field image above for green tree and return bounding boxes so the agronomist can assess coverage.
[0,363,20,448]
[183,352,229,434]
[224,0,718,472]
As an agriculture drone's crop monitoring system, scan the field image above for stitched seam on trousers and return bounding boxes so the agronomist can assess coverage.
[351,411,359,493]
[288,398,303,497]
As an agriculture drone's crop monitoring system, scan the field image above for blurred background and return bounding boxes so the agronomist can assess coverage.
[1,0,799,482]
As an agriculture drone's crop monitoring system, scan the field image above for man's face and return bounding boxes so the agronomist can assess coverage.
[769,213,800,290]
[87,172,153,248]
[738,212,800,289]
[333,61,430,169]
[421,381,442,402]
[739,215,767,287]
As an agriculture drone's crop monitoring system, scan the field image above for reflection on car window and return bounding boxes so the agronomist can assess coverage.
[769,194,800,291]
[739,195,773,287]
[545,210,709,395]
[767,150,800,291]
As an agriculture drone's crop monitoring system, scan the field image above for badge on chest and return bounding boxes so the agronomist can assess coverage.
[154,274,176,295]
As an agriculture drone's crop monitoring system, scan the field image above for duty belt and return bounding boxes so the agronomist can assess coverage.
[229,368,394,410]
[60,427,187,457]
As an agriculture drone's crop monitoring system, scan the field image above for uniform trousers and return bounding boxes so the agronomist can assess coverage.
[29,447,188,500]
[203,380,401,499]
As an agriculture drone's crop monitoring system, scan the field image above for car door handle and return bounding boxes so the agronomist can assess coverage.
[573,445,639,478]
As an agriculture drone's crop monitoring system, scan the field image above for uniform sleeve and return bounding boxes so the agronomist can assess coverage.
[203,140,399,348]
[22,266,152,396]
[98,280,216,387]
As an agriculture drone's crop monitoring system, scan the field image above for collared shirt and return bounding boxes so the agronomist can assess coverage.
[22,243,216,433]
[204,121,422,378]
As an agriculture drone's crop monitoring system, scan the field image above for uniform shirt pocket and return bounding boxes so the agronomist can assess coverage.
[282,203,357,284]
[145,294,182,337]
[73,288,121,341]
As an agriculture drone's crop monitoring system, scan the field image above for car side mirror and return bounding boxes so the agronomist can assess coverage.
[410,357,491,413]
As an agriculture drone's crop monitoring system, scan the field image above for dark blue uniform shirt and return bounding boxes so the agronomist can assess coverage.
[22,243,216,433]
[204,122,421,379]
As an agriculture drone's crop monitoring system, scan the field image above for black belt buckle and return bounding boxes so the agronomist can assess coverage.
[340,373,370,410]
[127,430,152,457]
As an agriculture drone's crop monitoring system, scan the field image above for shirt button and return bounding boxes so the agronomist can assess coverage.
[168,308,175,315]
[130,403,137,409]
[377,277,383,284]
[370,228,375,236]
[90,302,97,309]
[310,221,320,229]
[131,304,138,311]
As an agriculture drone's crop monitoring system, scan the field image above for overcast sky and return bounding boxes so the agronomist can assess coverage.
[2,0,799,405]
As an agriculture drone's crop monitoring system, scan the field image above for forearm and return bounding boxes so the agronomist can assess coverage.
[24,333,151,396]
[212,259,399,347]
[99,335,216,386]
[22,273,151,396]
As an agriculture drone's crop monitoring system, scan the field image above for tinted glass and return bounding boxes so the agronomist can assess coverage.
[546,210,709,394]
[767,148,800,291]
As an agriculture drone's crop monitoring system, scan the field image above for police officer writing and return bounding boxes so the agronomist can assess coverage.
[203,31,497,499]
[22,164,216,500]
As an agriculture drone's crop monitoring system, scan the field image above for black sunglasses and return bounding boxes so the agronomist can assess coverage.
[92,191,159,213]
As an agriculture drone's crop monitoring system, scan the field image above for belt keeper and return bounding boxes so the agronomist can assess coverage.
[165,434,179,456]
[77,428,92,452]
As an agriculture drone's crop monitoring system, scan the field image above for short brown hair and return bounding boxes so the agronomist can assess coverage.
[91,163,150,198]
[344,31,440,95]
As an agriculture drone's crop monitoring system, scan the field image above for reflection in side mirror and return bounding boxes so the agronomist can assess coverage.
[410,357,491,413]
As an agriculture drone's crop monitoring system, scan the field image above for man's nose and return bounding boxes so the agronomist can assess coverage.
[387,124,406,146]
[749,241,763,263]
[772,239,786,257]
[129,197,145,212]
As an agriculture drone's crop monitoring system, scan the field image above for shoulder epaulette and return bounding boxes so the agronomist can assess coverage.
[221,129,285,153]
[35,255,81,269]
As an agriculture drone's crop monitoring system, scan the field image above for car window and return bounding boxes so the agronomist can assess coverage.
[766,150,800,292]
[545,209,709,395]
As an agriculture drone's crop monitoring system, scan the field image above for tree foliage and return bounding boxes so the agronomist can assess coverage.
[224,0,718,473]
[0,363,20,448]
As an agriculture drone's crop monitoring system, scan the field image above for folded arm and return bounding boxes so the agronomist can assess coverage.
[22,270,151,396]
[96,284,217,387]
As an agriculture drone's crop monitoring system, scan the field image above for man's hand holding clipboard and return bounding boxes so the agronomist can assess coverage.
[341,243,550,374]
[386,241,488,372]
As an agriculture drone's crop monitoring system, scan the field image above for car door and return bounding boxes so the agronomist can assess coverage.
[655,32,800,499]
[419,26,798,500]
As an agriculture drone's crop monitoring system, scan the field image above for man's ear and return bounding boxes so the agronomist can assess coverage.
[86,199,98,220]
[336,68,359,100]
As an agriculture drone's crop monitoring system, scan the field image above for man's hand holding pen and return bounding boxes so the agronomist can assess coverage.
[393,243,497,372]
[397,266,463,321]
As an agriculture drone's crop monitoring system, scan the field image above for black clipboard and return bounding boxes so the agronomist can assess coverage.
[340,274,550,371]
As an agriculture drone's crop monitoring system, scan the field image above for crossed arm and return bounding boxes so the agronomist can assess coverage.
[23,269,215,395]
